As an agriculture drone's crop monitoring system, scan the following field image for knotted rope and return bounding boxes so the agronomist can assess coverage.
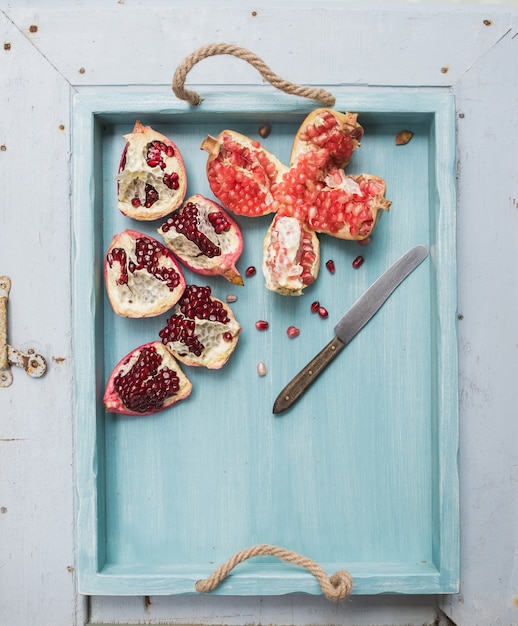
[195,544,353,601]
[172,43,336,107]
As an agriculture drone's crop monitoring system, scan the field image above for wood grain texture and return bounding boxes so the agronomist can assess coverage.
[72,89,458,597]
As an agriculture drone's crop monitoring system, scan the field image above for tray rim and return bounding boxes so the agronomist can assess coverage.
[72,86,459,596]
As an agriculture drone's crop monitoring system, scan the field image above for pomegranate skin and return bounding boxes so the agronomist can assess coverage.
[104,229,186,318]
[262,214,320,296]
[117,121,187,221]
[159,284,241,369]
[103,341,192,416]
[158,194,244,286]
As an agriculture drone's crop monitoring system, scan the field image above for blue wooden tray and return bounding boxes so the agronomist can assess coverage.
[73,88,458,596]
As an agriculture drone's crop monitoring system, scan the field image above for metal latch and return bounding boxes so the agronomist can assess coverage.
[0,276,47,387]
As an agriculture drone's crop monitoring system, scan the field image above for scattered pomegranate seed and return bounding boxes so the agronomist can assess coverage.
[226,294,237,303]
[311,301,320,313]
[352,255,364,269]
[258,124,271,138]
[286,326,300,338]
[257,361,267,376]
[318,306,329,318]
[325,259,335,274]
[245,266,257,277]
[358,236,372,247]
[395,130,414,146]
[255,320,269,331]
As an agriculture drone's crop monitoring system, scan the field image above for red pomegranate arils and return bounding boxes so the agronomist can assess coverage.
[311,301,320,313]
[325,259,335,274]
[286,326,300,338]
[255,320,269,331]
[318,306,329,318]
[352,255,364,269]
[245,266,257,277]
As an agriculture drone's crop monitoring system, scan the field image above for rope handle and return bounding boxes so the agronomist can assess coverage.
[195,544,353,601]
[172,43,336,107]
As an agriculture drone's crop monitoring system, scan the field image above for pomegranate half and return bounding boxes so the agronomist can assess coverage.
[158,194,244,286]
[117,121,187,220]
[159,284,241,369]
[105,229,186,318]
[104,341,192,416]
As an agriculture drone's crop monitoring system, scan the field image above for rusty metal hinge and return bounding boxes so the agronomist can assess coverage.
[0,276,47,387]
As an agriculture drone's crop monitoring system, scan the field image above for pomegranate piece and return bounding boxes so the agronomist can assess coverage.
[158,195,244,286]
[201,131,288,218]
[245,266,257,277]
[395,130,414,146]
[158,284,241,369]
[258,124,271,139]
[318,306,329,318]
[286,325,300,338]
[352,255,364,269]
[202,108,391,295]
[103,341,192,416]
[325,259,335,274]
[255,320,269,331]
[311,300,320,313]
[290,108,364,170]
[257,361,267,376]
[117,121,187,220]
[105,229,186,318]
[262,214,320,296]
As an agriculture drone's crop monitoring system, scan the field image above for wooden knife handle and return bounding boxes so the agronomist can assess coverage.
[273,336,345,414]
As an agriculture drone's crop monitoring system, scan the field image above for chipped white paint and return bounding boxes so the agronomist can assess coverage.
[0,2,517,625]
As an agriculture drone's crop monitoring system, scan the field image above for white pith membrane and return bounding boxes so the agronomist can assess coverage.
[117,123,186,221]
[159,288,242,369]
[166,315,241,369]
[103,341,192,416]
[262,214,320,296]
[104,230,186,318]
[158,195,243,284]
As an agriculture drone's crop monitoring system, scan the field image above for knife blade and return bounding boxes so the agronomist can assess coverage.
[272,244,429,414]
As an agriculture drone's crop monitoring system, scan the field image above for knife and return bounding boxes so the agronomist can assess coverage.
[272,244,429,414]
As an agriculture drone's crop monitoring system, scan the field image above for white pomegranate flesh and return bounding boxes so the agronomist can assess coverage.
[105,229,186,318]
[117,121,187,220]
[158,194,244,286]
[158,284,241,369]
[262,214,320,296]
[104,341,192,416]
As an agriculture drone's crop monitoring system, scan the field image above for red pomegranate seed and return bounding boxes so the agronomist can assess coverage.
[245,266,257,277]
[352,255,364,269]
[286,326,300,338]
[255,320,269,331]
[325,259,335,274]
[222,332,233,342]
[311,301,320,313]
[318,306,329,318]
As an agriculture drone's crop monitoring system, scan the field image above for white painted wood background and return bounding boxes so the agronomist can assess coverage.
[0,1,516,625]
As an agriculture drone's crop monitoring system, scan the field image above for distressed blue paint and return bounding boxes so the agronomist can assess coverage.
[73,87,458,596]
